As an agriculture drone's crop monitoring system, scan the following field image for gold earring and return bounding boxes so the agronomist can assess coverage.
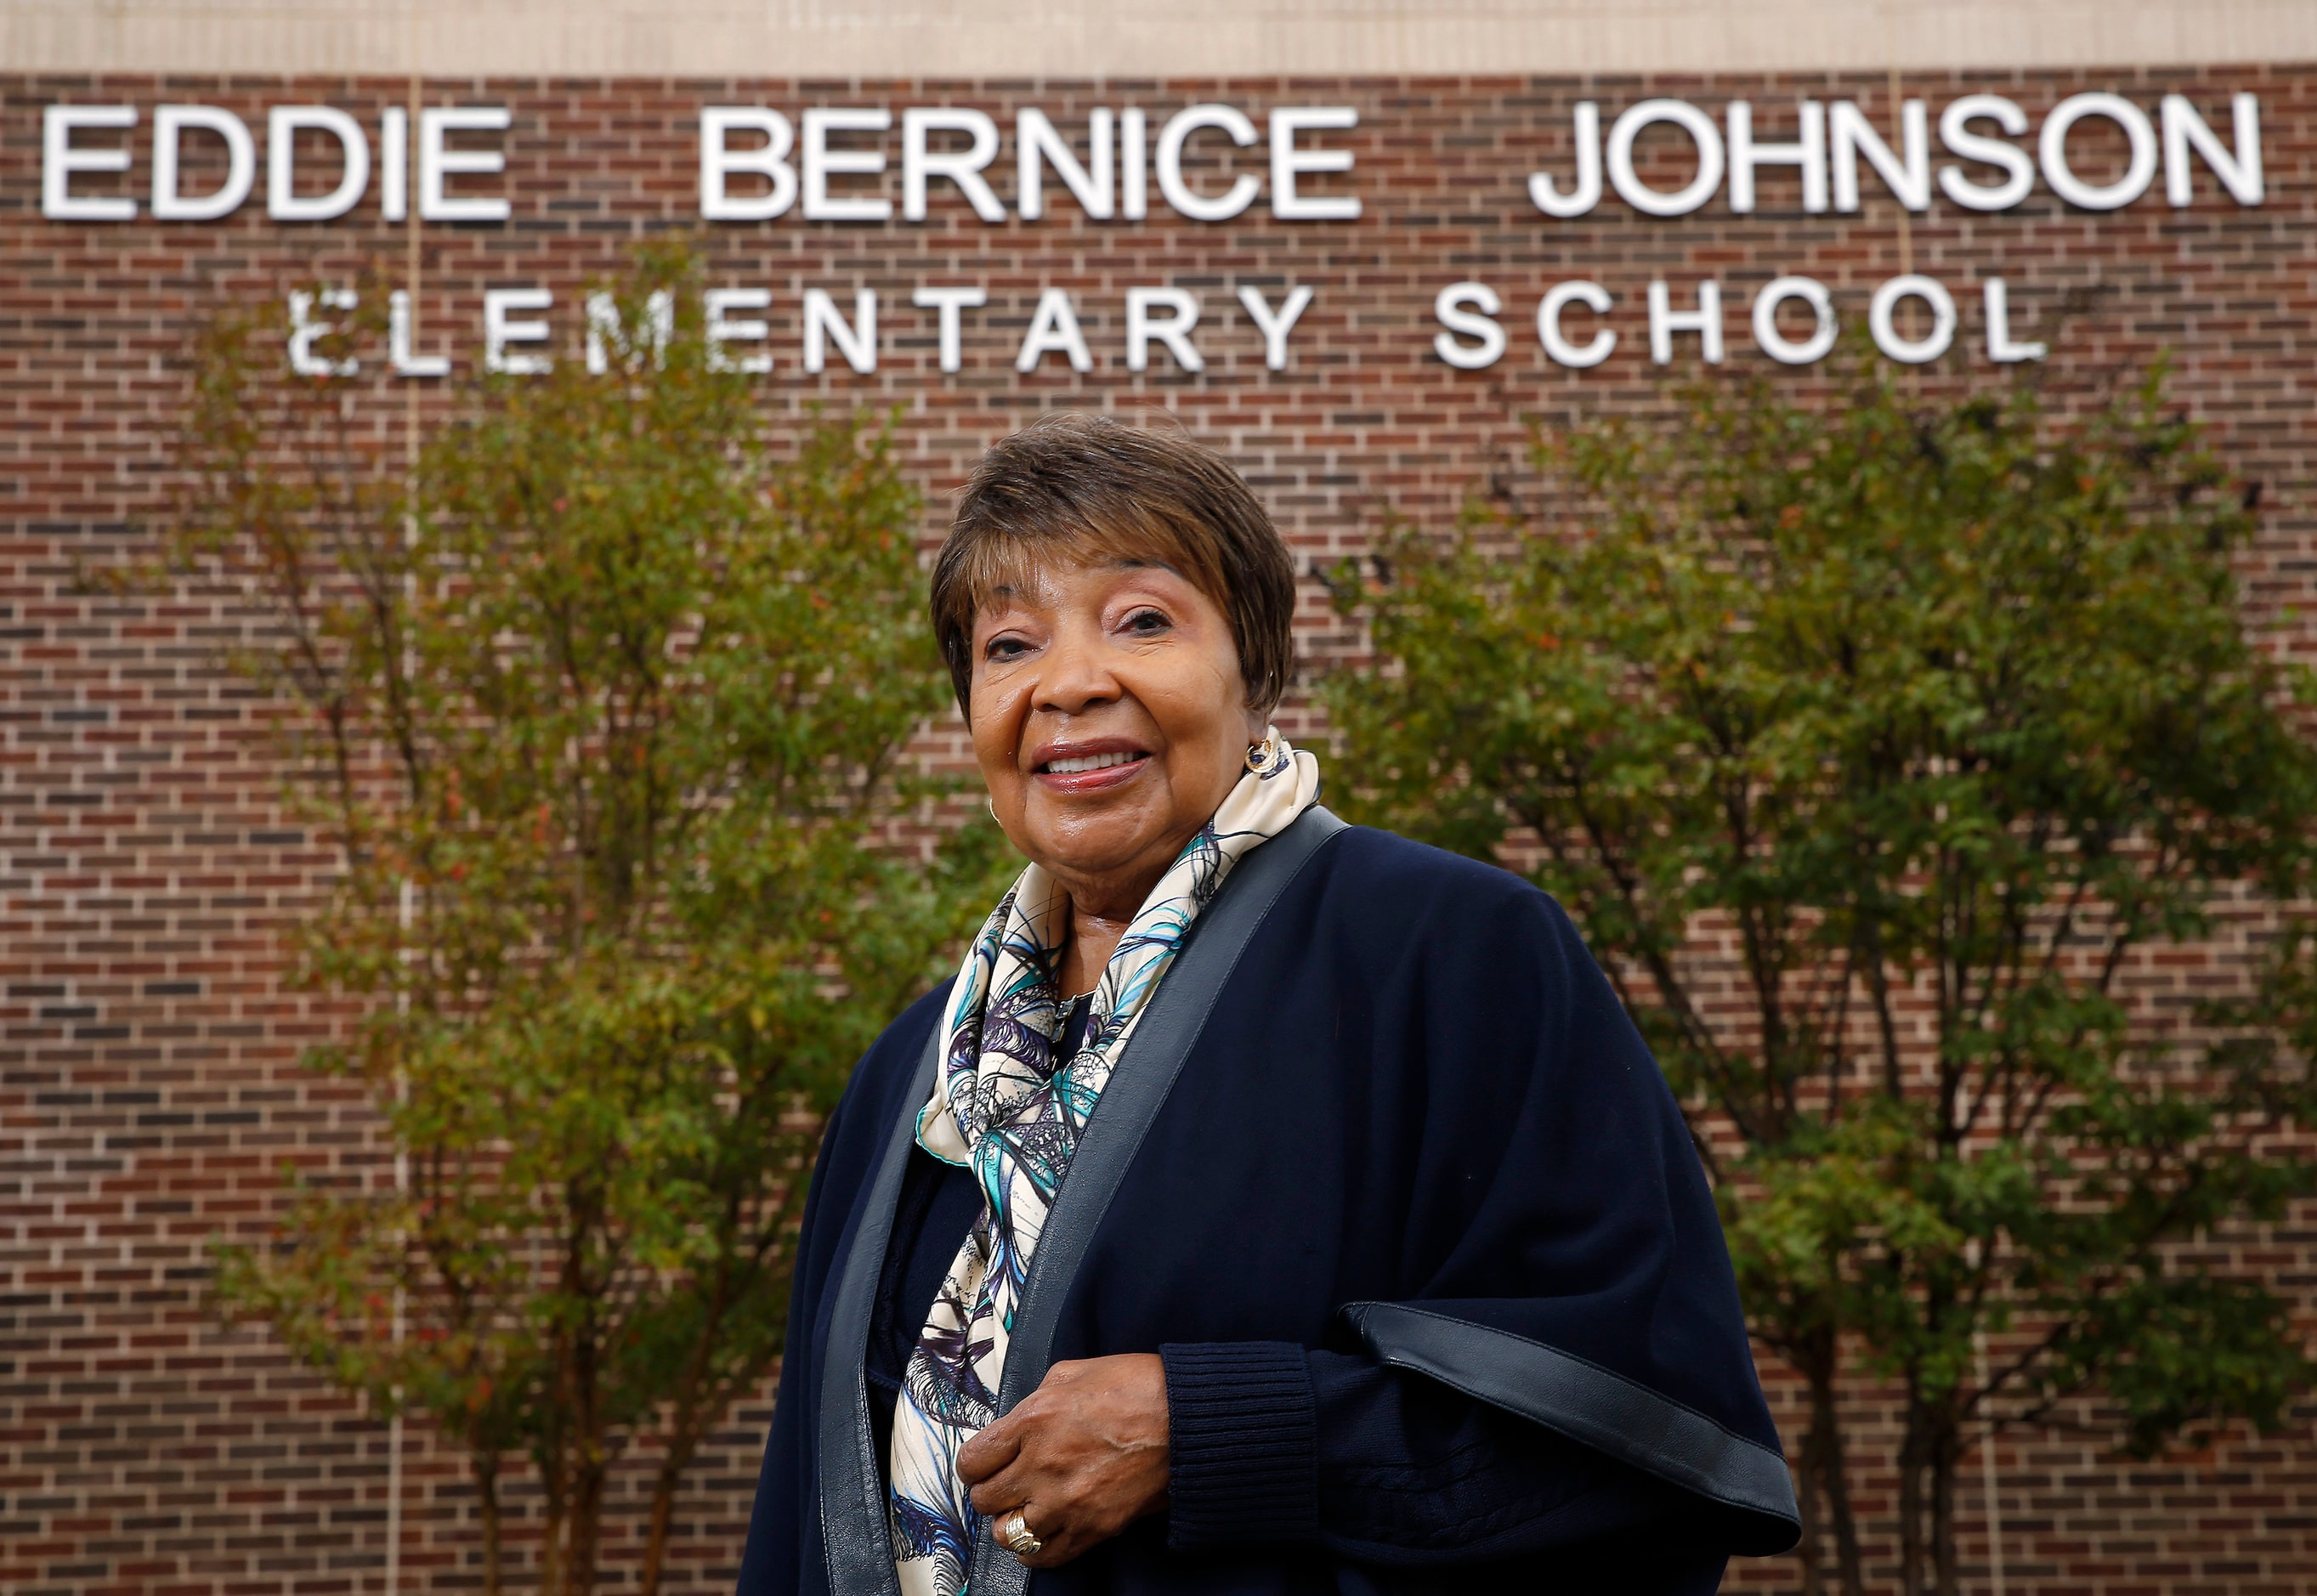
[1245,735,1277,773]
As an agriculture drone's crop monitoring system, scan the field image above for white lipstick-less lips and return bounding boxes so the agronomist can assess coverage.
[1031,741,1152,793]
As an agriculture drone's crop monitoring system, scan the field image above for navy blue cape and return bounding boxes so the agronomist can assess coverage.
[739,818,1799,1594]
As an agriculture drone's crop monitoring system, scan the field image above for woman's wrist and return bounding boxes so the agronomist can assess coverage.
[1158,1341,1321,1553]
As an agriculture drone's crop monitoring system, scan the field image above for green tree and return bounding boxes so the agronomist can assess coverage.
[180,246,1002,1596]
[1323,366,2317,1596]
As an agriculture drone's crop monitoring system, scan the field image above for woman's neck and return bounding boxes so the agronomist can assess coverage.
[1042,789,1238,993]
[1057,898,1135,996]
[1045,834,1188,996]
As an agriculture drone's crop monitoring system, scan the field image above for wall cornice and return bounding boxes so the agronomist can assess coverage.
[3,0,2313,80]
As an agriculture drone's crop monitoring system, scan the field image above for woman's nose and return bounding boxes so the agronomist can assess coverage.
[1033,623,1121,715]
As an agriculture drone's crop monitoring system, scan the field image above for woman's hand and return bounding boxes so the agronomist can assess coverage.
[957,1353,1170,1568]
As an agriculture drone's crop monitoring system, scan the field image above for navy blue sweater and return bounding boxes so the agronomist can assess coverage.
[863,1140,1729,1587]
[741,823,1797,1594]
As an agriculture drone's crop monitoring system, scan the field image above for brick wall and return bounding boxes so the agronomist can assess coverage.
[3,67,2314,1595]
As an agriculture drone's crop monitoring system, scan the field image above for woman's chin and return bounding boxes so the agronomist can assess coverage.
[1017,800,1183,885]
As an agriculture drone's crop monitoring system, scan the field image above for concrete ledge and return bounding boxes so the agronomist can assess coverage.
[3,0,2313,79]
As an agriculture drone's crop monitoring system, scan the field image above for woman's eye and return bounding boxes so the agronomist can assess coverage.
[983,636,1029,661]
[1123,608,1170,635]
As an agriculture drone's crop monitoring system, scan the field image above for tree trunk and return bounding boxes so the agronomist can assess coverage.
[541,1476,568,1596]
[473,1452,505,1596]
[1898,1401,1930,1596]
[1799,1347,1867,1596]
[568,1447,609,1596]
[641,1260,744,1596]
[641,1437,698,1596]
[1896,1391,1970,1596]
[1794,1440,1826,1596]
[1932,1414,1963,1596]
[564,1288,609,1596]
[537,1406,610,1596]
[546,1181,610,1596]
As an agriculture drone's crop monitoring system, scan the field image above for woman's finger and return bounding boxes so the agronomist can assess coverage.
[966,1461,1028,1518]
[955,1413,1024,1486]
[966,1447,1065,1518]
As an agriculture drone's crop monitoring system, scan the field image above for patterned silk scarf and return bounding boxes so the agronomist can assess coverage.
[886,730,1321,1596]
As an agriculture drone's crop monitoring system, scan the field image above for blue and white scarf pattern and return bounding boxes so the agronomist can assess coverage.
[887,730,1320,1596]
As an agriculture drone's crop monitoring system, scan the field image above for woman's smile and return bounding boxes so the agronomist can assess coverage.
[1030,738,1154,792]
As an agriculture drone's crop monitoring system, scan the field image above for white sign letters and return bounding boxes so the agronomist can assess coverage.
[27,87,2264,378]
[1524,90,2261,218]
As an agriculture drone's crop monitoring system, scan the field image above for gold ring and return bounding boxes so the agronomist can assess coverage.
[1000,1508,1045,1558]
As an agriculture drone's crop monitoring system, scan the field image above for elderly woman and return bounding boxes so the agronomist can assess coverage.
[738,416,1798,1596]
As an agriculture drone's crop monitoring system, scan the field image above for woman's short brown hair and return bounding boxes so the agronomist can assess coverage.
[931,414,1297,716]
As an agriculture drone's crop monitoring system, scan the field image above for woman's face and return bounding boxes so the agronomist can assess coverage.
[971,555,1266,912]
